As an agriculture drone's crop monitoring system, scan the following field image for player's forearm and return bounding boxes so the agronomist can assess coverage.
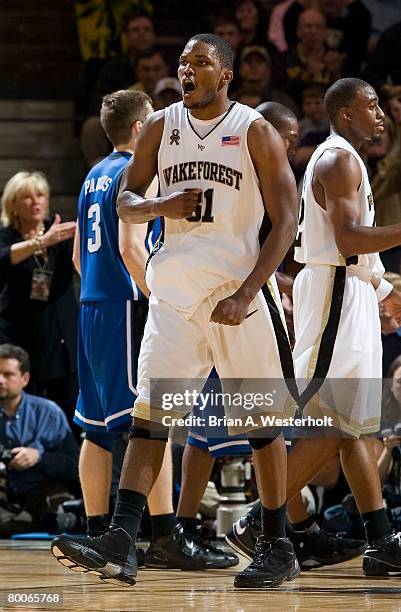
[238,223,297,300]
[120,247,150,298]
[337,223,401,258]
[117,190,161,224]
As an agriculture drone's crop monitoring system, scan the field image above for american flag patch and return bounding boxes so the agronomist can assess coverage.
[221,135,240,146]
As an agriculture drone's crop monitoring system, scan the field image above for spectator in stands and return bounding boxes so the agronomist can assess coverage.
[274,8,343,107]
[130,47,169,95]
[380,274,401,376]
[364,116,401,273]
[378,355,401,533]
[234,0,269,47]
[387,93,401,126]
[281,0,321,49]
[298,84,329,139]
[321,0,371,76]
[153,77,181,110]
[82,48,169,166]
[90,13,156,115]
[74,1,153,107]
[234,45,298,112]
[363,21,401,99]
[0,172,78,419]
[213,16,242,93]
[294,84,330,177]
[359,0,401,52]
[0,344,79,529]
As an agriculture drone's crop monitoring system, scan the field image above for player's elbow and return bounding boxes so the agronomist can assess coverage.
[117,192,130,222]
[335,232,357,259]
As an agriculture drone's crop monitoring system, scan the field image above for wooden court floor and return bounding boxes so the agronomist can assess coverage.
[1,541,401,611]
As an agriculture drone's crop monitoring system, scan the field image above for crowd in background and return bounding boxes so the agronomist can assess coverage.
[1,0,401,539]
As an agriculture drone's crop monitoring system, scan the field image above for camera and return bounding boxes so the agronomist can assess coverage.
[0,444,13,466]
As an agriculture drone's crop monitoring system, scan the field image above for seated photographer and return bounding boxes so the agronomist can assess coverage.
[0,344,79,522]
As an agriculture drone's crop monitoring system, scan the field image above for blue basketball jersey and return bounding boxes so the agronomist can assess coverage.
[78,151,160,302]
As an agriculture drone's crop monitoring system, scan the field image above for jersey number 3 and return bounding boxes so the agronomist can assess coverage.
[87,202,101,252]
[186,188,214,223]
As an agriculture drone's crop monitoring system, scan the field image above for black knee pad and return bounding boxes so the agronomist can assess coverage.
[128,418,169,441]
[247,427,282,450]
[85,431,113,452]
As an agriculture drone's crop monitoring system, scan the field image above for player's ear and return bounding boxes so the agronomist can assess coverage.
[222,69,233,86]
[132,120,143,136]
[340,106,352,123]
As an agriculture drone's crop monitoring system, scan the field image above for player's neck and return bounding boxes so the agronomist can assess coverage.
[188,96,232,121]
[331,127,363,152]
[114,143,135,154]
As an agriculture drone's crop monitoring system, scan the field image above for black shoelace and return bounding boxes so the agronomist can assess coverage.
[251,539,272,566]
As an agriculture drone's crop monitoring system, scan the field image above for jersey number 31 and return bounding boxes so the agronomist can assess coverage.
[186,188,214,223]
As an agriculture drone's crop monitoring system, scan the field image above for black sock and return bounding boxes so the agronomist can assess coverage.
[150,513,178,540]
[362,508,392,543]
[261,502,287,539]
[111,489,147,541]
[285,517,294,538]
[87,514,110,535]
[292,516,317,532]
[248,500,261,521]
[179,516,199,536]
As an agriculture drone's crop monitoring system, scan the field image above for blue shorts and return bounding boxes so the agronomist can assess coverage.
[74,300,147,434]
[187,372,252,458]
[187,372,292,457]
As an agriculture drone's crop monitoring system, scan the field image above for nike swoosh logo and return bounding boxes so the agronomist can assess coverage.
[245,309,258,319]
[235,521,247,535]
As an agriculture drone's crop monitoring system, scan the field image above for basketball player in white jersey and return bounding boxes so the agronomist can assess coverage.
[284,78,401,577]
[50,33,301,588]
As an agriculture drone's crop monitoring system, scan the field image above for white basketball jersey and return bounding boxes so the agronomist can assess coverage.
[294,134,384,280]
[146,101,264,311]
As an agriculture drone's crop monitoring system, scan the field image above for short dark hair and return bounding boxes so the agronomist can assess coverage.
[213,15,240,32]
[123,11,153,31]
[324,77,372,124]
[0,343,30,374]
[134,47,166,69]
[188,33,234,70]
[302,84,327,101]
[256,101,297,132]
[100,89,152,145]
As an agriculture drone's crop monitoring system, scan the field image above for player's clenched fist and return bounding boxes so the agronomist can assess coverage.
[210,292,252,326]
[158,188,202,219]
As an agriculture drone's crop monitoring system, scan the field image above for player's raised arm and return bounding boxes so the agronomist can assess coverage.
[241,118,298,299]
[117,110,200,224]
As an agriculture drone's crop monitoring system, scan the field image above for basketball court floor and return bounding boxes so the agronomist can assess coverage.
[1,541,401,611]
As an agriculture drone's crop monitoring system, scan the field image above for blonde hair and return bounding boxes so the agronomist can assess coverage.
[1,171,50,229]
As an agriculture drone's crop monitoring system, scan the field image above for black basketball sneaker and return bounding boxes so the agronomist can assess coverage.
[292,526,367,570]
[363,532,401,576]
[144,523,238,569]
[51,525,138,585]
[234,536,300,588]
[225,514,261,560]
[227,513,367,569]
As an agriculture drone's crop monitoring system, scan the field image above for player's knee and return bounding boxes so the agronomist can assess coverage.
[129,417,169,441]
[85,431,113,452]
[247,427,282,450]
